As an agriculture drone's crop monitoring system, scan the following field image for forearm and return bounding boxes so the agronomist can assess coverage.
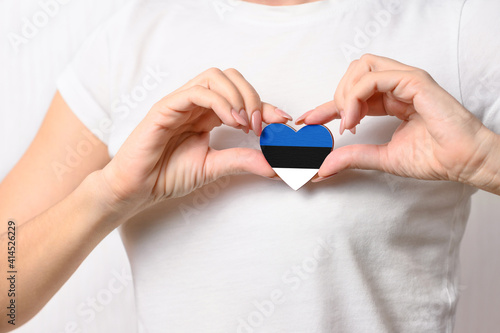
[0,171,127,331]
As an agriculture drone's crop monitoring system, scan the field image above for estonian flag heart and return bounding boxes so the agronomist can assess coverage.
[260,123,334,190]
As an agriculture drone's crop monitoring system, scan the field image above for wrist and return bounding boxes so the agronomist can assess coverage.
[484,132,500,194]
[463,127,500,195]
[80,171,139,230]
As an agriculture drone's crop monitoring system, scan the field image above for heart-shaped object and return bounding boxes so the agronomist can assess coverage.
[260,124,334,190]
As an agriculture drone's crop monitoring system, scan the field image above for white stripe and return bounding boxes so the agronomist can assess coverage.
[273,168,319,191]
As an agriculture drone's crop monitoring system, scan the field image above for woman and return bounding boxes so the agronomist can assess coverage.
[1,0,499,332]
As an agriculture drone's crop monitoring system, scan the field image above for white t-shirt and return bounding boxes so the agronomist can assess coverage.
[57,0,500,332]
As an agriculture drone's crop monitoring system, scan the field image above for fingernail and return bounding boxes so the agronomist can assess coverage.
[339,110,345,135]
[268,175,281,181]
[274,108,293,121]
[295,109,313,125]
[239,109,249,126]
[295,115,306,125]
[349,126,356,135]
[232,109,248,126]
[251,110,262,136]
[311,173,338,183]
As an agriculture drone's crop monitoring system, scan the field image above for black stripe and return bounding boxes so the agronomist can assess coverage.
[261,146,332,169]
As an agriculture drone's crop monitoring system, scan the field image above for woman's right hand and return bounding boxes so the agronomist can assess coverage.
[4,68,293,328]
[97,67,291,217]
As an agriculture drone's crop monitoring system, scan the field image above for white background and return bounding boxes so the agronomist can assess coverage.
[1,1,499,332]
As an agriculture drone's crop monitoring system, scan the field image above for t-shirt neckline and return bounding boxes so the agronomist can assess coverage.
[230,0,334,24]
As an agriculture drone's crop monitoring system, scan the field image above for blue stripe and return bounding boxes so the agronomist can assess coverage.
[260,124,333,148]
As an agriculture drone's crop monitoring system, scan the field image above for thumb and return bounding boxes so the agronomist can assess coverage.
[206,147,277,181]
[315,144,387,179]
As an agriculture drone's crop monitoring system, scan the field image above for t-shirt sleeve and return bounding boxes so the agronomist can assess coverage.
[458,0,500,134]
[56,0,139,145]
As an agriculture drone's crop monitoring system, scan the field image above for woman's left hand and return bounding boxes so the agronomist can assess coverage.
[296,54,500,194]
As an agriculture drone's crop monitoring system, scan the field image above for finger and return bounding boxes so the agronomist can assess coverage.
[314,144,388,179]
[338,55,416,129]
[222,69,292,135]
[204,68,248,118]
[235,103,292,137]
[261,103,292,124]
[222,68,260,130]
[350,69,465,127]
[362,54,415,71]
[177,68,244,112]
[342,54,414,97]
[157,85,240,128]
[295,109,314,125]
[205,147,277,180]
[179,68,291,135]
[296,100,341,125]
[223,68,261,135]
[334,58,361,113]
[181,68,251,128]
[343,70,419,130]
[333,56,380,133]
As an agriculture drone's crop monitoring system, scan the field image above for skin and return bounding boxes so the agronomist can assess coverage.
[0,1,499,331]
[244,0,321,4]
[244,0,321,6]
[296,55,500,194]
[0,67,290,331]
